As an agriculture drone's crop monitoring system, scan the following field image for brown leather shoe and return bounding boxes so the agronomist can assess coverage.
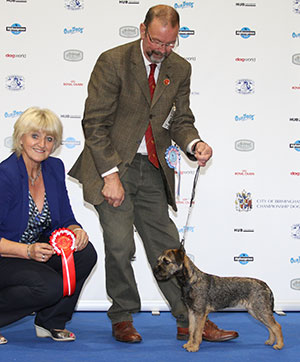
[177,319,239,342]
[112,321,142,343]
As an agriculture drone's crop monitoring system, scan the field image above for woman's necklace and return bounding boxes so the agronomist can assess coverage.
[29,165,42,186]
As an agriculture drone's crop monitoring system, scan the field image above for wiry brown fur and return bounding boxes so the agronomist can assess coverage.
[153,248,284,352]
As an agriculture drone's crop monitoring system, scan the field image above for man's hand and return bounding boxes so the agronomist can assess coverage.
[193,141,213,167]
[102,172,125,207]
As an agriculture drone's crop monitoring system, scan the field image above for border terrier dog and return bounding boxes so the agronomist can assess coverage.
[153,247,284,352]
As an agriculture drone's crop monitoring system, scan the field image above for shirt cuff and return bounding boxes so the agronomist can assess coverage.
[187,139,201,154]
[101,166,119,178]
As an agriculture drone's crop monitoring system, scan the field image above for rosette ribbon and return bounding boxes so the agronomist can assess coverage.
[50,228,76,296]
[165,145,181,197]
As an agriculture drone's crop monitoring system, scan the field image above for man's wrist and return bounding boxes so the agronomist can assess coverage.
[191,140,203,154]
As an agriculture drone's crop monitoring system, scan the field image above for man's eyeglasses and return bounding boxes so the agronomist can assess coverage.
[146,30,178,49]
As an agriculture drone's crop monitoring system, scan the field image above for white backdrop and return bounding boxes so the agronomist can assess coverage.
[1,0,300,312]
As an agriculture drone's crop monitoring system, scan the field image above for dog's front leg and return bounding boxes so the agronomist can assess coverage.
[183,310,206,352]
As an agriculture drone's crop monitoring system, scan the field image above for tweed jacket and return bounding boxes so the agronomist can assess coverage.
[69,39,201,211]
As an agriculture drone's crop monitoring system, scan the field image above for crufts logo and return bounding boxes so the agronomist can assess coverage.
[293,0,300,14]
[6,75,25,90]
[236,79,255,94]
[291,224,300,239]
[235,190,252,212]
[65,0,84,10]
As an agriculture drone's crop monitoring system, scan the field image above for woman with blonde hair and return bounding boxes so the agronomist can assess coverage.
[0,107,97,344]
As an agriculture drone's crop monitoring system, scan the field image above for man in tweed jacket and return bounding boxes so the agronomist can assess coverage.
[69,4,238,343]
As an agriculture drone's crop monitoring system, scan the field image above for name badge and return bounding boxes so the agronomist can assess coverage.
[162,103,176,130]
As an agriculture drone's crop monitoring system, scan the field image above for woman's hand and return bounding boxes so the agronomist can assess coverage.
[27,242,54,262]
[72,228,89,251]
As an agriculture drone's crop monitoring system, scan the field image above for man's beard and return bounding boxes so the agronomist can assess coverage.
[147,49,169,64]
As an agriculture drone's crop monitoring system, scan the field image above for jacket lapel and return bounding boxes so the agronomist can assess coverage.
[130,42,151,105]
[130,42,175,107]
[152,57,173,107]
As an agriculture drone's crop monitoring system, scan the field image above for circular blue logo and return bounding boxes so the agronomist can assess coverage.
[294,140,300,152]
[239,253,249,265]
[63,137,80,149]
[179,26,191,39]
[11,23,22,35]
[240,27,251,39]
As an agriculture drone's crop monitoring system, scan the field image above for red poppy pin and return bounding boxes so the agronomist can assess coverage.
[164,78,170,86]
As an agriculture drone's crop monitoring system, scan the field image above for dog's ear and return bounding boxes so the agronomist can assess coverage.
[175,246,185,265]
[179,243,186,255]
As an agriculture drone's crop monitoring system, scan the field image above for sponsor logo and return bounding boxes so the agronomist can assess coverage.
[235,57,256,62]
[179,26,195,38]
[185,56,197,62]
[234,228,254,232]
[292,32,300,38]
[235,2,256,6]
[236,79,255,94]
[235,190,252,212]
[4,110,23,118]
[65,0,84,10]
[290,117,300,122]
[119,26,139,38]
[256,199,300,209]
[4,136,13,148]
[292,84,300,90]
[63,49,83,62]
[63,80,83,86]
[292,54,300,65]
[236,27,256,39]
[5,53,26,59]
[6,23,26,35]
[174,1,194,9]
[6,75,25,90]
[291,171,300,176]
[64,27,84,34]
[291,224,300,239]
[235,113,255,121]
[290,256,300,263]
[291,278,300,290]
[119,0,139,4]
[60,114,81,119]
[293,0,300,14]
[290,140,300,151]
[62,137,81,149]
[235,139,255,151]
[234,169,255,176]
[178,226,195,233]
[234,253,254,264]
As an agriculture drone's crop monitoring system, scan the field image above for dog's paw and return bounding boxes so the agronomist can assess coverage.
[265,339,274,346]
[183,342,199,352]
[272,343,284,350]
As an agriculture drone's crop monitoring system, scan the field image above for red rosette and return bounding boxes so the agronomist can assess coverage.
[50,228,76,296]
